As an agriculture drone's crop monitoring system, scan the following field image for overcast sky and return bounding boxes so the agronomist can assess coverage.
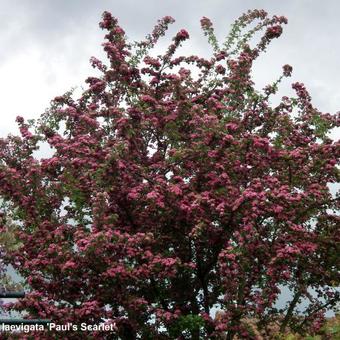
[0,0,339,139]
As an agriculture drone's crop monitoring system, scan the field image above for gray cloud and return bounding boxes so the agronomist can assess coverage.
[0,0,339,134]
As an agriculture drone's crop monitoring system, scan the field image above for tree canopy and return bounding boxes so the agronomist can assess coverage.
[0,9,339,339]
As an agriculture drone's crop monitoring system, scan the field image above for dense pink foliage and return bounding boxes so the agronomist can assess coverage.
[0,9,339,339]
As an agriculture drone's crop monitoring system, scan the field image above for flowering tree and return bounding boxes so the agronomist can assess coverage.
[0,9,339,339]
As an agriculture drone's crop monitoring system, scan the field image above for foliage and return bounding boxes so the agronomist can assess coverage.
[0,9,339,339]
